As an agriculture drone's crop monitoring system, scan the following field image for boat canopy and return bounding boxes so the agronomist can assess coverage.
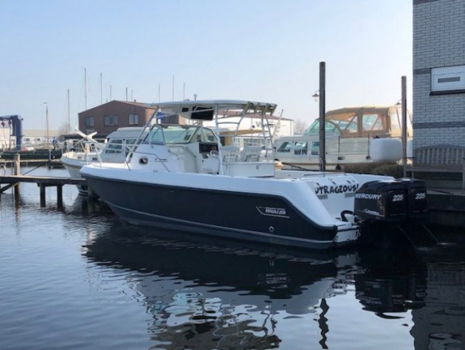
[304,105,412,138]
[149,100,277,121]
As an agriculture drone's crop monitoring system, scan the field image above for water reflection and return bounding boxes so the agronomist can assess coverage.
[84,226,359,349]
[82,224,465,349]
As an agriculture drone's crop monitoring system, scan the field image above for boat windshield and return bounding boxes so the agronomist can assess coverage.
[305,120,340,134]
[144,125,217,145]
[305,112,358,135]
[163,125,198,144]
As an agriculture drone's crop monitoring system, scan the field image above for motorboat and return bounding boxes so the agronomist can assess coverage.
[81,100,427,250]
[61,127,144,179]
[274,105,413,170]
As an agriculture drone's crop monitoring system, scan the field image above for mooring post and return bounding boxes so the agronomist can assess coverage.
[401,76,408,178]
[86,186,96,213]
[56,185,63,209]
[48,149,52,169]
[13,152,20,200]
[39,184,46,207]
[319,61,326,172]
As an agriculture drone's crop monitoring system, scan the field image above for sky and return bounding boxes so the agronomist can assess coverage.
[0,0,412,131]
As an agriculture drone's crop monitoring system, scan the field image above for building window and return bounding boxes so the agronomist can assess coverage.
[431,65,465,94]
[85,116,94,127]
[104,115,118,126]
[128,114,139,125]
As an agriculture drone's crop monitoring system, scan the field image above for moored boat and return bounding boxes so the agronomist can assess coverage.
[81,100,427,249]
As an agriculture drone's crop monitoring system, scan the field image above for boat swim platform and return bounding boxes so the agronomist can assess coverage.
[0,175,87,208]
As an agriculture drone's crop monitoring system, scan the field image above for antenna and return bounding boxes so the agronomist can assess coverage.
[109,85,112,101]
[99,72,103,104]
[125,87,128,101]
[158,83,161,103]
[67,89,71,133]
[182,82,186,100]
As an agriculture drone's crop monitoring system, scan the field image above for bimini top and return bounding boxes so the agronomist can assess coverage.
[148,100,277,121]
[150,99,277,111]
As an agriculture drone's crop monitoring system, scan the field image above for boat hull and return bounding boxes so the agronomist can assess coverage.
[84,174,358,249]
[61,156,88,193]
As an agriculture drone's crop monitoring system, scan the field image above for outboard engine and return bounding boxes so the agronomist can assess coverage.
[354,179,427,223]
[402,178,428,219]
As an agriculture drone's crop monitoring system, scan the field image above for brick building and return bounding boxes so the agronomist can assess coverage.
[78,100,155,136]
[413,0,465,149]
[78,100,182,136]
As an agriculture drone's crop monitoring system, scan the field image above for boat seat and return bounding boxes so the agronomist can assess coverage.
[221,145,240,163]
[241,146,262,162]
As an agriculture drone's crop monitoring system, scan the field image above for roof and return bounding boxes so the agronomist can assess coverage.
[23,129,61,137]
[78,100,155,114]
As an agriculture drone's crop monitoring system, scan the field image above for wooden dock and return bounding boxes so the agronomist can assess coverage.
[0,175,86,207]
[0,159,63,168]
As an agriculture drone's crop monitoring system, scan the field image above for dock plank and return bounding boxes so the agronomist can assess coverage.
[0,175,86,186]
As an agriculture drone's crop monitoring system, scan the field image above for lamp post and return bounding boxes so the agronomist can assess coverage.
[312,63,326,171]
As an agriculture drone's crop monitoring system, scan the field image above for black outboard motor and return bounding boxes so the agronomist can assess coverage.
[401,178,428,219]
[354,179,427,223]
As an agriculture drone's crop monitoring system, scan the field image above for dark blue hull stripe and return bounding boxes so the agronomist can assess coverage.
[108,201,341,247]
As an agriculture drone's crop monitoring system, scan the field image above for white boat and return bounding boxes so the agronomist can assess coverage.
[81,100,427,250]
[61,127,144,179]
[274,106,412,170]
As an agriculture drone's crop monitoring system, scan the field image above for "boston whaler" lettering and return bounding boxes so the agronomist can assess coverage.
[256,206,289,218]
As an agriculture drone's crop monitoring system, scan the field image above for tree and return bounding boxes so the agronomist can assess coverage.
[294,119,308,135]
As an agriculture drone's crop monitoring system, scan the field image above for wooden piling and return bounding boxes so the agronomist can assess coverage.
[401,76,408,178]
[57,185,63,209]
[13,153,20,200]
[39,184,46,207]
[319,61,326,172]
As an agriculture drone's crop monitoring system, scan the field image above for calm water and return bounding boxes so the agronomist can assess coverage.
[1,167,465,350]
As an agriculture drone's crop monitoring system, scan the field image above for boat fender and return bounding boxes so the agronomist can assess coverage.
[340,210,354,222]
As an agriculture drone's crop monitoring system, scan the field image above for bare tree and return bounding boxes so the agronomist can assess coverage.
[293,119,308,135]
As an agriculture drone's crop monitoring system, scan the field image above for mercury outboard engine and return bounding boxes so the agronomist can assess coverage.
[354,179,427,223]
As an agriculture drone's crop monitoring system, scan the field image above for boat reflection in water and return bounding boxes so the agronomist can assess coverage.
[83,225,465,349]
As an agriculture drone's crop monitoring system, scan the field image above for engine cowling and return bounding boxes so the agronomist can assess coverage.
[354,179,427,223]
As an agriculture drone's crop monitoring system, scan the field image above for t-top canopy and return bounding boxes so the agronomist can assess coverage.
[149,100,277,121]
